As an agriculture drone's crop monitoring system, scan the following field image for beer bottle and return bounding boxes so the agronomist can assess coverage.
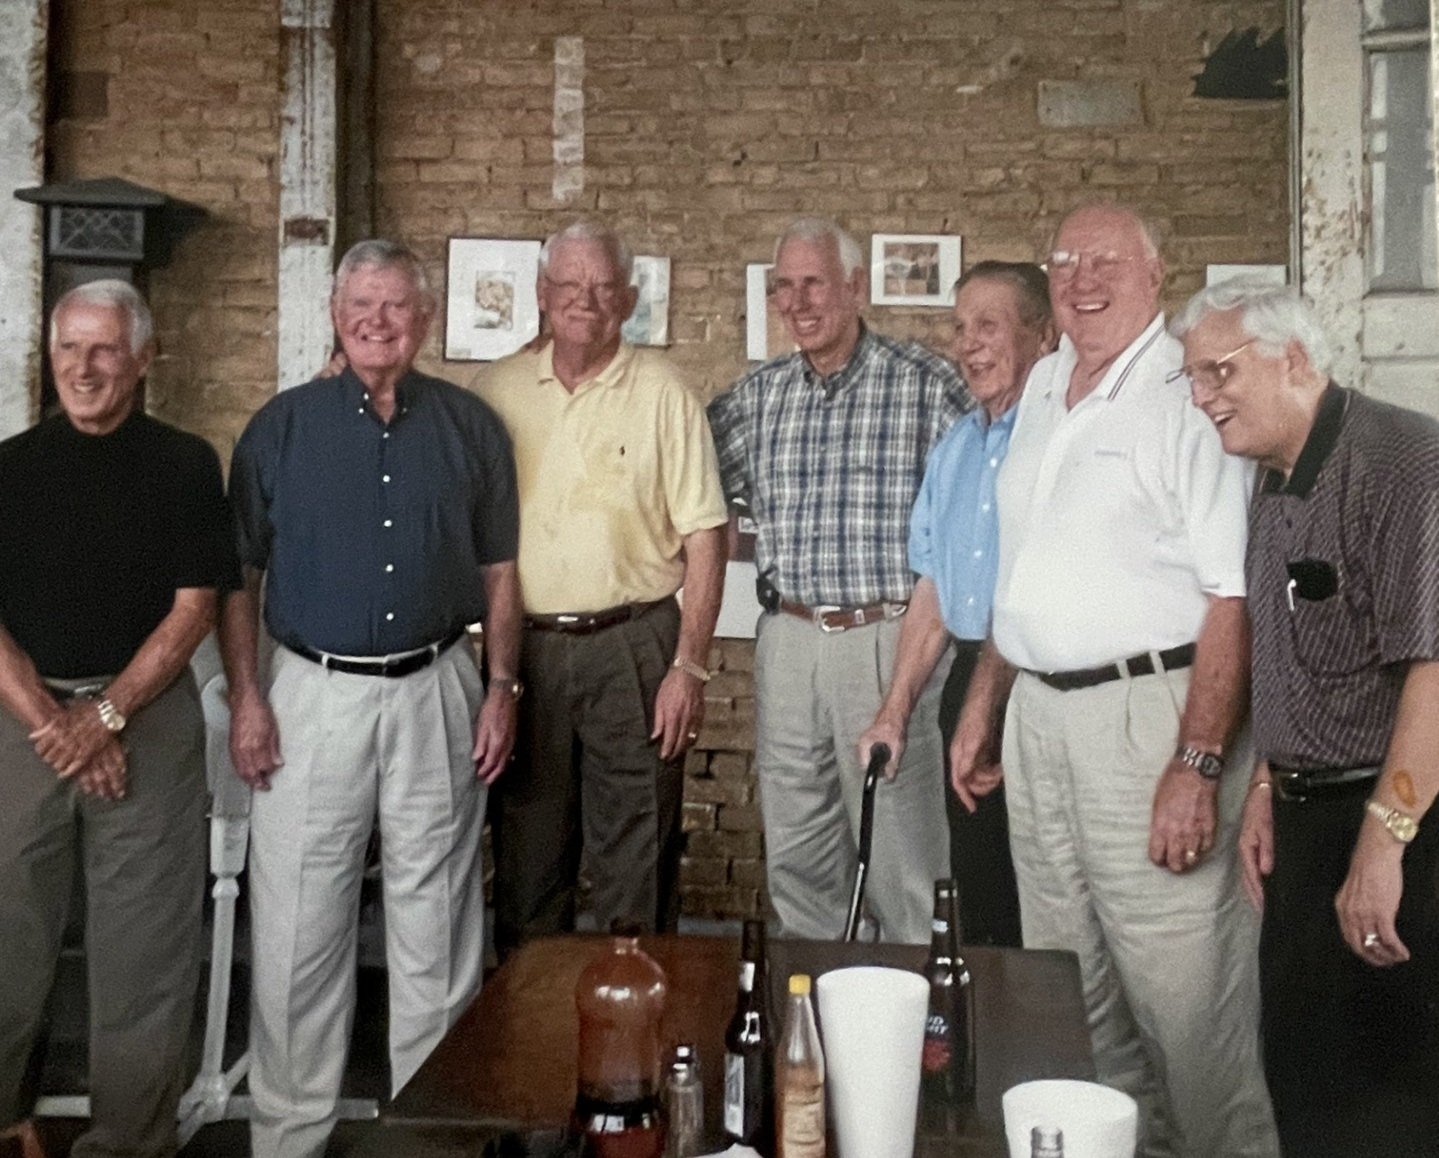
[723,919,773,1153]
[919,878,975,1133]
[775,974,825,1158]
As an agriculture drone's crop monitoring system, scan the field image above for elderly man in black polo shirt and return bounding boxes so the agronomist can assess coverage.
[1174,281,1439,1158]
[0,281,238,1158]
[223,240,521,1158]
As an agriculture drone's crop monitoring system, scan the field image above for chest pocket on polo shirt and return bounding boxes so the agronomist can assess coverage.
[578,435,638,511]
[1287,559,1374,677]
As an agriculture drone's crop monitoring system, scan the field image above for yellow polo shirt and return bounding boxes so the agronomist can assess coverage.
[471,342,728,615]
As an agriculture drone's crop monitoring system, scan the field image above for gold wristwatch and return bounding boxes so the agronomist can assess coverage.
[1365,800,1419,844]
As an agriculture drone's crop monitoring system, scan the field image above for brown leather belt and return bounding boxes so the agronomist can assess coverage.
[777,598,908,633]
[525,598,670,637]
[1032,642,1196,692]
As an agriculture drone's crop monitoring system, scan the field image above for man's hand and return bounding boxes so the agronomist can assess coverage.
[948,715,1003,813]
[651,667,704,762]
[73,739,128,801]
[1336,823,1410,967]
[228,687,283,790]
[1148,758,1219,874]
[858,710,906,781]
[472,691,518,784]
[30,701,114,780]
[1237,780,1274,910]
[319,349,348,379]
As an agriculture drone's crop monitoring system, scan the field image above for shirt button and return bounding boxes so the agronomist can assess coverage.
[383,519,393,528]
[386,612,395,621]
[981,502,991,513]
[383,431,390,439]
[967,596,976,605]
[972,548,983,558]
[385,564,394,573]
[382,474,391,483]
[989,457,999,468]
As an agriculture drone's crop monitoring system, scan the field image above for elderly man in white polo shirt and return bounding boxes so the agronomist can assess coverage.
[951,204,1278,1157]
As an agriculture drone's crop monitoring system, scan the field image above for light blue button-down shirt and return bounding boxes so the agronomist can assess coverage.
[907,403,1018,641]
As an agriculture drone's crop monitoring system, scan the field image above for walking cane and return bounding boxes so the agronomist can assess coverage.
[843,743,890,942]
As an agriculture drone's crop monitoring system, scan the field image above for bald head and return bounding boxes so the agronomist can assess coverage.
[1048,203,1165,364]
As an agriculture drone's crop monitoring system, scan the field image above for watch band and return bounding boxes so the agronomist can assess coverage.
[490,677,524,701]
[1365,799,1419,843]
[670,657,712,683]
[1175,745,1225,781]
[96,697,127,734]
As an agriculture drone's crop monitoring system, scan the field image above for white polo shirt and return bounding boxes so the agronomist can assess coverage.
[991,313,1252,673]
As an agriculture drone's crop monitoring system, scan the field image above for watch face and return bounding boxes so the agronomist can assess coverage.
[1393,814,1420,841]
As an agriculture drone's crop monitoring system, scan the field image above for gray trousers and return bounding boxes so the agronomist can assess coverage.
[0,673,205,1158]
[1003,669,1278,1158]
[754,611,952,944]
[248,643,487,1158]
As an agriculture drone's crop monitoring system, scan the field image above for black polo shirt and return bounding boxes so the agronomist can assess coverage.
[1248,383,1439,770]
[0,410,241,677]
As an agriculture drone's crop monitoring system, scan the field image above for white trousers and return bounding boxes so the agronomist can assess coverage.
[248,643,487,1158]
[1003,668,1278,1158]
[754,612,952,944]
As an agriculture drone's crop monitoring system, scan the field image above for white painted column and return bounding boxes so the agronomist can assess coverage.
[277,0,337,392]
[0,1,46,437]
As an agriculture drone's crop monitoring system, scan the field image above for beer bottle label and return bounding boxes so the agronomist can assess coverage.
[922,1011,953,1074]
[724,1052,744,1135]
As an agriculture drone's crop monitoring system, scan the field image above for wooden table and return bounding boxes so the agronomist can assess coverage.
[384,934,1094,1156]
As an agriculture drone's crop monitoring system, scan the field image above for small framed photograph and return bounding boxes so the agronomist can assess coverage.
[870,234,962,307]
[621,255,671,347]
[745,262,795,361]
[444,237,542,361]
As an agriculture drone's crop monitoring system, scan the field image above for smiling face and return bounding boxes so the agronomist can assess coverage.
[771,234,866,376]
[1049,206,1163,362]
[951,276,1054,418]
[50,301,151,436]
[332,263,432,386]
[538,236,637,363]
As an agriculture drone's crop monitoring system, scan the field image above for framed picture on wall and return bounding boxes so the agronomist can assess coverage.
[745,262,795,361]
[621,255,671,346]
[869,233,962,307]
[444,237,542,361]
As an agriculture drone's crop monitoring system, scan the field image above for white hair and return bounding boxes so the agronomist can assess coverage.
[50,279,154,354]
[538,219,634,280]
[333,239,433,307]
[1170,280,1331,377]
[774,216,864,277]
[1050,203,1163,261]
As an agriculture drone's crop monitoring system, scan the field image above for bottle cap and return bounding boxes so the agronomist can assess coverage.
[788,973,811,996]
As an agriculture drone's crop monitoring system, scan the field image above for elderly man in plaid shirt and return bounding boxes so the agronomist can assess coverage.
[707,217,969,943]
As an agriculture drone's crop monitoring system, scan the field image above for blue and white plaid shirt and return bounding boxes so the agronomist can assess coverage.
[708,326,970,606]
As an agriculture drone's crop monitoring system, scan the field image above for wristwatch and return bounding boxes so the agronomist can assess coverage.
[1365,799,1419,844]
[96,697,127,734]
[490,677,524,701]
[1175,745,1225,781]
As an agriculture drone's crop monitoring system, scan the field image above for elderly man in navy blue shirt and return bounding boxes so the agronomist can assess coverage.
[222,239,521,1158]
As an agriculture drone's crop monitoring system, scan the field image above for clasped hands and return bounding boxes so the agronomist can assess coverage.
[29,699,126,800]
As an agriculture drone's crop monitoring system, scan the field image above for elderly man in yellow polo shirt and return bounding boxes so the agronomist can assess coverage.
[473,219,728,958]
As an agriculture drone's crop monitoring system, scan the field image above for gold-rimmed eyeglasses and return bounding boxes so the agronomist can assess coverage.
[1167,339,1256,393]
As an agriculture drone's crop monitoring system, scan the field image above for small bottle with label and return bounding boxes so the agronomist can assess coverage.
[723,919,772,1154]
[663,1043,702,1158]
[775,974,825,1158]
[1030,1125,1065,1157]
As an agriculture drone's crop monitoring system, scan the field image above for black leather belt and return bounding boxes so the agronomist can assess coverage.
[525,598,669,636]
[1270,764,1379,803]
[287,630,464,678]
[1032,642,1196,692]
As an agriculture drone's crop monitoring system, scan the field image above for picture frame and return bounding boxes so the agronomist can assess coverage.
[621,255,671,346]
[444,237,542,362]
[745,262,794,362]
[869,233,962,307]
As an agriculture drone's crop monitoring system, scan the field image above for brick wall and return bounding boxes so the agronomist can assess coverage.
[44,0,1289,922]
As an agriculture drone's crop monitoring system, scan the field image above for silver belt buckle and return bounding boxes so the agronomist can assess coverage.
[813,604,844,633]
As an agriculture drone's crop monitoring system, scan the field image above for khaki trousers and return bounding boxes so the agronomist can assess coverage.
[0,674,205,1158]
[247,643,487,1158]
[754,611,952,945]
[1003,669,1278,1158]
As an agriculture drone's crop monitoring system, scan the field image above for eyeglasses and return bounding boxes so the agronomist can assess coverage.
[544,277,629,306]
[1046,250,1139,281]
[1167,339,1256,392]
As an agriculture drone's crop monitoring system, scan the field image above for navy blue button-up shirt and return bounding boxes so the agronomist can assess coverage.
[229,367,518,656]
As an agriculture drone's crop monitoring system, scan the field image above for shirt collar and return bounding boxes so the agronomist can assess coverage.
[1260,380,1347,499]
[969,399,1021,434]
[799,323,875,395]
[1047,312,1166,403]
[537,339,635,396]
[340,364,424,420]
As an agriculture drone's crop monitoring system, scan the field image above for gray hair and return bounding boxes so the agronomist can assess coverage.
[1170,280,1331,376]
[774,216,865,278]
[1050,203,1163,261]
[50,279,154,354]
[333,239,433,308]
[538,219,634,281]
[955,261,1053,331]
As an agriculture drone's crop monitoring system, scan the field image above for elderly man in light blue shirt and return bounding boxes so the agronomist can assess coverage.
[860,261,1054,945]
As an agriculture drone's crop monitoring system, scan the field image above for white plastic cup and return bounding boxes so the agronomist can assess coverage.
[815,965,929,1158]
[1001,1079,1139,1158]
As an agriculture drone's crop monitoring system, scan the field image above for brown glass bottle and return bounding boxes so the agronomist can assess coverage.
[919,878,975,1133]
[723,919,773,1154]
[573,935,669,1158]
